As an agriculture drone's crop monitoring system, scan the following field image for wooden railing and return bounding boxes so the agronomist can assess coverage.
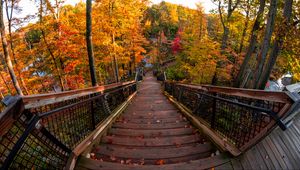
[0,81,137,169]
[164,81,298,156]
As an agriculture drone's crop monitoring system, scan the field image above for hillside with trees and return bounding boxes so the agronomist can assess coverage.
[0,0,299,100]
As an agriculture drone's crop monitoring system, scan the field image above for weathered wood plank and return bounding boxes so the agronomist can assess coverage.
[256,140,276,169]
[102,134,201,146]
[93,143,212,159]
[76,155,230,170]
[230,158,243,170]
[109,128,194,137]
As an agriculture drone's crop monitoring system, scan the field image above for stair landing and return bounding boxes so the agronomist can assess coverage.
[75,74,230,169]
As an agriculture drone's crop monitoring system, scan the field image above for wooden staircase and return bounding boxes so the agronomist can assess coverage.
[75,74,230,169]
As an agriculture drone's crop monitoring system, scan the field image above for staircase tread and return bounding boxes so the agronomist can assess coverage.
[102,134,201,146]
[76,155,230,170]
[92,143,212,159]
[109,127,195,137]
[112,121,189,129]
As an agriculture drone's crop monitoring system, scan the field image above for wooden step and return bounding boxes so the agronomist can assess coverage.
[101,134,201,146]
[94,152,213,165]
[119,117,185,124]
[112,122,189,129]
[76,155,230,170]
[126,105,177,111]
[109,128,194,137]
[92,143,212,160]
[121,110,182,118]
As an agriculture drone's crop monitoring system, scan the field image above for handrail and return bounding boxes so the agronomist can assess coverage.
[164,81,295,155]
[198,91,287,130]
[0,80,137,169]
[178,83,293,103]
[23,81,135,109]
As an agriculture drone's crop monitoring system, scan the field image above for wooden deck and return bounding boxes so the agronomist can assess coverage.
[76,74,230,169]
[76,73,300,170]
[229,112,300,169]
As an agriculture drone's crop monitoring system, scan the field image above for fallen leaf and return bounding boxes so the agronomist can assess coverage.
[121,160,125,164]
[156,159,165,165]
[110,155,116,161]
[126,159,132,164]
[174,143,181,148]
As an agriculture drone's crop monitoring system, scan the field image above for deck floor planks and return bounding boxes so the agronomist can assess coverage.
[255,141,275,170]
[259,139,278,169]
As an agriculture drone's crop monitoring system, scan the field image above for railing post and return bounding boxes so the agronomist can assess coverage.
[211,93,217,129]
[90,94,96,129]
[101,94,111,114]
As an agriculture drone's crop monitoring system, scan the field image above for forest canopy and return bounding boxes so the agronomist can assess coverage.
[0,0,299,98]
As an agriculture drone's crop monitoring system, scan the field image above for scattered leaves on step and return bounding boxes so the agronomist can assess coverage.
[126,159,132,164]
[86,153,91,159]
[156,120,161,123]
[120,160,125,164]
[90,153,96,159]
[137,135,144,140]
[140,159,145,165]
[174,142,181,148]
[110,155,116,161]
[156,159,165,165]
[211,168,215,170]
[183,117,187,121]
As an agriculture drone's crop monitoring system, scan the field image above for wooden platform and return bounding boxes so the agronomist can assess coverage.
[75,74,230,169]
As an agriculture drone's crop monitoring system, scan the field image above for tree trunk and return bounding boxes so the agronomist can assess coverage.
[86,0,97,86]
[238,0,251,53]
[254,0,278,88]
[219,0,241,51]
[234,0,266,87]
[0,1,23,95]
[221,27,229,50]
[257,0,293,89]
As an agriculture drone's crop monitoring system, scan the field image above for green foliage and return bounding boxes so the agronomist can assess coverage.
[165,65,185,81]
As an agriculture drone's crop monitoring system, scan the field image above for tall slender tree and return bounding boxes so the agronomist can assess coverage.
[258,0,294,89]
[253,0,278,88]
[216,0,241,51]
[0,0,23,95]
[235,0,266,87]
[86,0,97,86]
